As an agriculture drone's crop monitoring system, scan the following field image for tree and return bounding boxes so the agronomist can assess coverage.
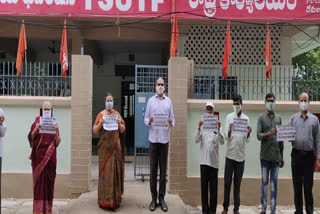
[292,47,320,101]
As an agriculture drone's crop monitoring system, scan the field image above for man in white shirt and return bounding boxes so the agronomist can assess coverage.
[144,77,175,212]
[196,102,224,214]
[221,94,251,214]
[0,108,7,210]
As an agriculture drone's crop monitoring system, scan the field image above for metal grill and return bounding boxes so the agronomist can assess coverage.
[0,61,71,96]
[134,65,168,181]
[190,64,319,101]
[136,65,168,93]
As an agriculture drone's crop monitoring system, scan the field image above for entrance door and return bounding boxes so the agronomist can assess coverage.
[121,81,135,156]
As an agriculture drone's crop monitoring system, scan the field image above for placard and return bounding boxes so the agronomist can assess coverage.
[103,115,118,131]
[153,113,169,130]
[202,115,218,132]
[276,125,296,141]
[232,118,248,136]
[39,117,56,134]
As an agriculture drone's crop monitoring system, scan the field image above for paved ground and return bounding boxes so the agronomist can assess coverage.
[3,160,320,213]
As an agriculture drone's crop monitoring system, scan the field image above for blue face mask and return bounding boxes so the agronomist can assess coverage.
[105,101,113,110]
[266,102,275,111]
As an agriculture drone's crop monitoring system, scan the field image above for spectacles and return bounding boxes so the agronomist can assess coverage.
[266,100,275,102]
[157,83,164,86]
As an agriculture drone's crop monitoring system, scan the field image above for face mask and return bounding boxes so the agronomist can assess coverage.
[266,102,275,111]
[206,112,213,115]
[299,102,308,111]
[233,105,241,114]
[43,110,51,118]
[156,86,165,95]
[105,101,113,110]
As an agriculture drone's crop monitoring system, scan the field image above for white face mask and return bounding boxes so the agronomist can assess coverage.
[233,105,241,114]
[299,102,309,111]
[43,110,51,118]
[156,85,165,95]
[266,102,275,111]
[105,101,113,110]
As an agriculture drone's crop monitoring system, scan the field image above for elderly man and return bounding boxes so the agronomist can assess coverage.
[221,94,251,214]
[257,92,284,214]
[0,108,7,210]
[144,77,175,212]
[290,92,320,214]
[196,102,224,214]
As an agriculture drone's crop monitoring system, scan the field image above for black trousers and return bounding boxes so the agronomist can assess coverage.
[201,165,218,214]
[149,142,169,202]
[291,148,315,214]
[223,157,244,212]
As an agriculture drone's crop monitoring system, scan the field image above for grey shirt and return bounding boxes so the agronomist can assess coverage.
[257,112,283,162]
[290,111,320,159]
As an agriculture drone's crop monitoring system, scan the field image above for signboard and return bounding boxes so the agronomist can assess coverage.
[232,118,248,136]
[39,117,56,134]
[276,124,296,141]
[153,113,168,130]
[202,115,218,132]
[0,0,319,20]
[103,115,118,131]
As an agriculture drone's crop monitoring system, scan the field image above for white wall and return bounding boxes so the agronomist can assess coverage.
[187,107,320,179]
[2,106,71,173]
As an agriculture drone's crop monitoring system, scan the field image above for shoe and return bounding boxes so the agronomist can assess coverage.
[234,211,240,214]
[149,200,156,212]
[260,212,266,214]
[221,211,228,214]
[159,200,168,212]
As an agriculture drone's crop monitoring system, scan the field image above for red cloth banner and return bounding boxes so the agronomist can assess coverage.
[60,19,68,78]
[16,23,27,77]
[0,0,320,20]
[170,14,179,57]
[264,24,271,80]
[222,21,231,80]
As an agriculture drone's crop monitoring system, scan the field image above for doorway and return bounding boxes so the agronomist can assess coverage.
[121,81,135,156]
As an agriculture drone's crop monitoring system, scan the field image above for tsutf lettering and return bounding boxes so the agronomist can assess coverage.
[152,0,164,11]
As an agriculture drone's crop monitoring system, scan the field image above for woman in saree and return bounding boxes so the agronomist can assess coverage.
[93,93,126,210]
[28,101,61,214]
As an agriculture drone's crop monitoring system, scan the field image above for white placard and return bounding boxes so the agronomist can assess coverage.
[153,114,169,130]
[232,118,248,136]
[39,117,57,134]
[202,115,218,132]
[103,115,118,131]
[276,125,296,141]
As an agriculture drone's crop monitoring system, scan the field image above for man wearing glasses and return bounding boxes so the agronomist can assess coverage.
[144,77,175,212]
[256,92,284,214]
[290,92,320,214]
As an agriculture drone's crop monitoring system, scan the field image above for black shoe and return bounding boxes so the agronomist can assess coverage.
[159,200,168,212]
[260,212,266,214]
[149,200,156,212]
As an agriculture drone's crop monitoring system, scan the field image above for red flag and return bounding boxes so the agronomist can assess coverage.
[60,19,68,78]
[16,23,27,77]
[265,24,271,80]
[170,14,179,57]
[222,21,231,80]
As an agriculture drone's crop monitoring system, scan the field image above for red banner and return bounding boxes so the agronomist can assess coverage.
[177,0,320,21]
[0,0,320,20]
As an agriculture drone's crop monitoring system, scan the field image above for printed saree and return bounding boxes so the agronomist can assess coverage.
[95,110,125,209]
[28,116,58,214]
